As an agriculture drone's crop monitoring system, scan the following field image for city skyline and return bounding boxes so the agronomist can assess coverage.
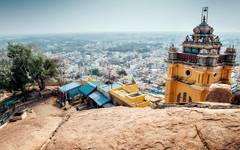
[0,0,240,36]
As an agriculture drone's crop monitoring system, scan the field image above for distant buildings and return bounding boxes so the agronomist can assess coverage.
[43,37,168,94]
[1,28,239,96]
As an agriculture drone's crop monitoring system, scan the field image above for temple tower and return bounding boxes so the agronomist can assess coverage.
[165,7,237,103]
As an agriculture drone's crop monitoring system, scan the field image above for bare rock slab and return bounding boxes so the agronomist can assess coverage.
[44,107,240,150]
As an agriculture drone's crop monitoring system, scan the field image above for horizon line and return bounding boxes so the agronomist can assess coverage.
[1,30,240,38]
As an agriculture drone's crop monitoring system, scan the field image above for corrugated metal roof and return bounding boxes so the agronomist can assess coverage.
[68,88,82,98]
[79,84,96,96]
[88,81,106,88]
[59,82,81,93]
[88,91,110,106]
[100,82,123,92]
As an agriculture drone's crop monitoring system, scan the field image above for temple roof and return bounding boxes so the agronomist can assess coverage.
[167,7,236,67]
[193,21,214,35]
[181,7,224,54]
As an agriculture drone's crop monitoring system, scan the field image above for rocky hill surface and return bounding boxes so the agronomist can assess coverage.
[44,107,240,150]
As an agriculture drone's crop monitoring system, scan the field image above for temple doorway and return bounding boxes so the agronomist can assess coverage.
[177,92,192,103]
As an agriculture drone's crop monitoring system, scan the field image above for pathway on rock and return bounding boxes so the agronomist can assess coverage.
[0,97,66,150]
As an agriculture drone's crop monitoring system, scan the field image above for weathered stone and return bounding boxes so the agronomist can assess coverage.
[44,107,240,150]
[231,91,240,105]
[206,84,232,103]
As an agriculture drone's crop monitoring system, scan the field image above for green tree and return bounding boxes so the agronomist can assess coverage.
[90,68,101,76]
[7,43,33,97]
[0,55,11,90]
[4,43,58,98]
[117,69,127,76]
[30,56,58,91]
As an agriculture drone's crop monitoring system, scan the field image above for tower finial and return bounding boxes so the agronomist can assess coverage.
[201,7,208,23]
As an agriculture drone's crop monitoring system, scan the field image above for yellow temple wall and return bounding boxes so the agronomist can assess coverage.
[165,63,234,103]
[220,66,233,83]
[168,64,231,84]
[165,80,204,103]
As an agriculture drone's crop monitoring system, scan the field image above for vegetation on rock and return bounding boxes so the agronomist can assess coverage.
[0,43,58,98]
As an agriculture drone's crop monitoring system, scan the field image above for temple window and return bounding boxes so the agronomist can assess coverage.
[185,70,191,76]
[184,47,191,53]
[198,58,202,65]
[207,58,213,66]
[189,96,192,103]
[214,73,217,77]
[201,58,206,65]
[192,48,199,54]
[177,93,181,103]
[212,58,216,66]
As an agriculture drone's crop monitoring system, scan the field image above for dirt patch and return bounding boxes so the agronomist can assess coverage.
[0,97,65,150]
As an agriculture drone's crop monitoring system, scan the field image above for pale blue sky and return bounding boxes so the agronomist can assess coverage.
[0,0,239,35]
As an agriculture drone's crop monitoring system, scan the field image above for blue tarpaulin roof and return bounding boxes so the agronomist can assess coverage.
[59,82,81,93]
[88,91,110,106]
[79,83,96,96]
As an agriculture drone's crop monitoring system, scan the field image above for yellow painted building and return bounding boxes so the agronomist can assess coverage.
[80,76,152,107]
[165,7,237,103]
[109,84,151,107]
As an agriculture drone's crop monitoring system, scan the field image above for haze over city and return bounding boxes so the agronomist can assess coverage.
[0,0,240,36]
[1,0,240,150]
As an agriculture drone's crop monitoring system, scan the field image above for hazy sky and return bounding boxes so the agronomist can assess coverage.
[0,0,239,35]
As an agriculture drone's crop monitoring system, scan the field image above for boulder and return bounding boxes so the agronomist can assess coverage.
[205,84,232,103]
[231,91,240,105]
